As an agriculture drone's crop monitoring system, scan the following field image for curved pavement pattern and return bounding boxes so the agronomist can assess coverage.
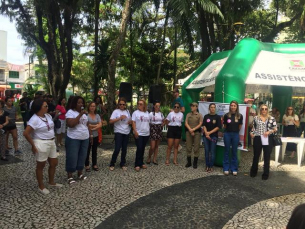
[1,123,305,229]
[98,172,305,229]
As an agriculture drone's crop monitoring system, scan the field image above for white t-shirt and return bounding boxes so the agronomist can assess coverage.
[66,109,89,140]
[149,112,164,125]
[110,109,131,135]
[283,114,299,126]
[132,110,150,136]
[28,114,55,140]
[166,111,184,126]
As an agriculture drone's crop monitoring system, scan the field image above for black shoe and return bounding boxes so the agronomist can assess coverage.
[193,157,198,169]
[262,174,269,180]
[185,157,192,168]
[1,157,8,161]
[250,170,257,178]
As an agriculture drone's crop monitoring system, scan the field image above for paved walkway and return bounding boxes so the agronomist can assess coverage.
[1,123,305,229]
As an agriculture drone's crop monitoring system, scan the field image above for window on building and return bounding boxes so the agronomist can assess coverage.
[0,69,4,81]
[9,71,19,79]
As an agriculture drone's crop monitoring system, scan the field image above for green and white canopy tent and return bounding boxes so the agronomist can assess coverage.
[182,38,305,117]
[181,38,305,166]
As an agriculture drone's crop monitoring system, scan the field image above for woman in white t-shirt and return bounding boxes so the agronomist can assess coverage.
[282,106,300,158]
[165,102,184,165]
[109,97,132,171]
[132,99,150,172]
[146,101,164,165]
[65,96,90,184]
[23,99,63,195]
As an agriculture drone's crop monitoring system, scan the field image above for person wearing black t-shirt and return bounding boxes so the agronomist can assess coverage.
[19,92,30,129]
[202,103,222,172]
[223,100,243,176]
[0,100,9,161]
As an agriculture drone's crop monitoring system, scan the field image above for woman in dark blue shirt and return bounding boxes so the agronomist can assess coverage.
[202,103,221,172]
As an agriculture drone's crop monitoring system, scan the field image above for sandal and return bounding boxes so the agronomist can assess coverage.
[153,161,158,165]
[141,164,147,169]
[67,178,76,185]
[135,166,140,172]
[173,161,178,166]
[85,167,91,172]
[121,166,127,171]
[165,160,170,166]
[78,174,87,180]
[92,167,99,171]
[109,166,115,171]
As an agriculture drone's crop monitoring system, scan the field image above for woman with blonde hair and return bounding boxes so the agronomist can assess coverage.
[250,104,277,180]
[132,99,150,172]
[223,100,243,176]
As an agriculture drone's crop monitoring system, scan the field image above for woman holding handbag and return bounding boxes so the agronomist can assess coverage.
[250,104,277,180]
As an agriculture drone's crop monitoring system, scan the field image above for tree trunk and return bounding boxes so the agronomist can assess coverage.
[156,7,170,84]
[107,0,133,116]
[94,0,101,97]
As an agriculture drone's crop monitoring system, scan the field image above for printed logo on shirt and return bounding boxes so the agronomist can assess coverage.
[79,116,87,125]
[227,119,231,123]
[207,119,210,123]
[140,116,150,122]
[213,120,216,124]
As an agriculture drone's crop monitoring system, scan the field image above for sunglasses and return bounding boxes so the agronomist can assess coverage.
[288,108,293,110]
[260,108,268,111]
[174,106,180,109]
[138,103,144,106]
[119,103,126,106]
[191,105,198,107]
[43,105,48,108]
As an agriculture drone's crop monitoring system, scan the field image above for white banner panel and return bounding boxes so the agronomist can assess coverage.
[247,50,305,87]
[198,101,249,151]
[186,58,228,89]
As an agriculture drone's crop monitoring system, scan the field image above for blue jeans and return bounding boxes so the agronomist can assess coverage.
[135,136,149,167]
[110,133,129,167]
[65,136,89,173]
[203,136,217,168]
[223,132,239,172]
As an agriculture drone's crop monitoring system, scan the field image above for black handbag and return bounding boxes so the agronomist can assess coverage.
[272,133,282,146]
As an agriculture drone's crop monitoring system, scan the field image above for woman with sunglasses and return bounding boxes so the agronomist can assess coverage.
[23,99,62,194]
[282,106,299,158]
[165,102,184,165]
[202,103,221,172]
[185,102,203,169]
[65,96,90,184]
[223,100,243,176]
[146,101,164,165]
[85,102,102,172]
[4,97,22,155]
[132,99,150,171]
[109,97,131,171]
[250,104,277,180]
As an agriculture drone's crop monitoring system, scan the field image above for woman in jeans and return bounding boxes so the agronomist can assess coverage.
[202,103,221,172]
[223,100,243,176]
[85,102,102,172]
[185,102,203,169]
[132,99,150,172]
[65,96,89,184]
[4,97,22,155]
[23,99,62,194]
[109,97,132,171]
[146,101,164,165]
[250,104,277,180]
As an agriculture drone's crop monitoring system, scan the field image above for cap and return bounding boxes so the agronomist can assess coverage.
[190,102,198,107]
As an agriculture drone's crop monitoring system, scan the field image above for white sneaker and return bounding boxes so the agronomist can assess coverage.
[224,171,229,176]
[233,171,237,176]
[39,188,50,195]
[49,183,63,188]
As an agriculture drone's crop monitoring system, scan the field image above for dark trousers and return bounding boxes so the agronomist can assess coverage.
[110,133,129,167]
[251,136,273,176]
[283,125,297,151]
[85,136,98,167]
[21,111,28,129]
[134,135,149,167]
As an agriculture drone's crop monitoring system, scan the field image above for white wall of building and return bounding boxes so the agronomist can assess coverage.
[0,30,7,61]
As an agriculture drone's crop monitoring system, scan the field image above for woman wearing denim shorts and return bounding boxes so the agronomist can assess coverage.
[65,96,89,184]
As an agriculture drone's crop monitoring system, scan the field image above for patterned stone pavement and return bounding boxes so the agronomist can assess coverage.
[1,123,305,229]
